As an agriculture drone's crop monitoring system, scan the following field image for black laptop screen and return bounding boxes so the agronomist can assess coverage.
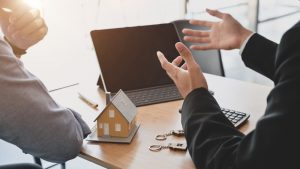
[91,23,180,93]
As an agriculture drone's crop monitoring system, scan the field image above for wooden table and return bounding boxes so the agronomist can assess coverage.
[50,74,272,169]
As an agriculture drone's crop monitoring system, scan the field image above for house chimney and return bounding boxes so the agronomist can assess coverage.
[105,92,111,105]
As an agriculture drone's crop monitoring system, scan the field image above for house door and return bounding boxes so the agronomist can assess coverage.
[104,123,109,136]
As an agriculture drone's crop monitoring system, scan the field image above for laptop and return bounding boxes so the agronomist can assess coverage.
[91,23,183,106]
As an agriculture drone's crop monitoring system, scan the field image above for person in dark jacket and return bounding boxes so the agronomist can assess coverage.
[157,8,300,169]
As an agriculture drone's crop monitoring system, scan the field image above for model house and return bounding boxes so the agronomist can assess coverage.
[94,89,137,138]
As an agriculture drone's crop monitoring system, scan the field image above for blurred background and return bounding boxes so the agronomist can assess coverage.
[1,0,299,168]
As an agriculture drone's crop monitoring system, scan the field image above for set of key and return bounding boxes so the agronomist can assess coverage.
[149,143,187,152]
[149,129,186,152]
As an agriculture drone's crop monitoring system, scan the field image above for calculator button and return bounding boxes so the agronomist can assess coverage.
[229,116,235,119]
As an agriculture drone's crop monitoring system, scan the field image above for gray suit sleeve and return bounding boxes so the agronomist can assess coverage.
[0,39,91,163]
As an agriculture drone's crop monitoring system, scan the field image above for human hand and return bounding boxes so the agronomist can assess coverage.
[183,9,253,50]
[1,4,48,51]
[157,42,208,98]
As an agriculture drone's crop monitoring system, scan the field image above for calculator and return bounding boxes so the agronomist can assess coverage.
[178,108,250,128]
[221,108,250,128]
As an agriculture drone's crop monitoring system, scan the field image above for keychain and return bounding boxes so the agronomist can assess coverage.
[149,143,187,152]
[155,130,184,141]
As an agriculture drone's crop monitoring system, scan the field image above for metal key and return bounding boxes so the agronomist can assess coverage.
[168,143,187,151]
[149,143,187,152]
[172,130,184,136]
[155,130,185,141]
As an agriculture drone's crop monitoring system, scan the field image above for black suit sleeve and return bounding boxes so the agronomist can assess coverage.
[241,33,278,80]
[182,22,300,169]
[181,88,244,169]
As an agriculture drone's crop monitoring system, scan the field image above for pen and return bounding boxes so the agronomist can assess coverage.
[78,92,98,109]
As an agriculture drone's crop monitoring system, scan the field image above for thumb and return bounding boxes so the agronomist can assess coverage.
[0,8,10,24]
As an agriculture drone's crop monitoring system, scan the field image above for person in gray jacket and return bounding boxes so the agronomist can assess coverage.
[0,0,91,166]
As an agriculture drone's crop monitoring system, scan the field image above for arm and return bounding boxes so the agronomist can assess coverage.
[181,88,244,169]
[0,40,91,163]
[157,42,245,169]
[241,34,278,80]
[182,22,300,169]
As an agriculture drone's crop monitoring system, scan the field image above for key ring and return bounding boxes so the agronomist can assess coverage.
[155,134,167,141]
[155,130,184,141]
[155,130,174,141]
[149,145,163,152]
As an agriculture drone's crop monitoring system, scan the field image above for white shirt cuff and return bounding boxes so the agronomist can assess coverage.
[239,33,255,55]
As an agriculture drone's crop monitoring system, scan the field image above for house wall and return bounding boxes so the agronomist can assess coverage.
[97,104,130,138]
[129,116,137,131]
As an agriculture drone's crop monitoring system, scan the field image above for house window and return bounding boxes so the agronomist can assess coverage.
[99,123,103,129]
[109,109,115,118]
[115,123,121,132]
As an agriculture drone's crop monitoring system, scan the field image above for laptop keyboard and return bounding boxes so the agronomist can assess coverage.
[116,85,215,107]
[124,85,182,107]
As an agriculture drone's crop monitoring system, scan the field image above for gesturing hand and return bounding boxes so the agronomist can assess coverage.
[1,4,48,51]
[157,42,208,98]
[183,9,253,51]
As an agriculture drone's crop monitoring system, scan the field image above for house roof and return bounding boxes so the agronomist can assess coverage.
[94,89,137,122]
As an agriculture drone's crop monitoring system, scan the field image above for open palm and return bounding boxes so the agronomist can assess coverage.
[157,42,208,98]
[183,9,253,51]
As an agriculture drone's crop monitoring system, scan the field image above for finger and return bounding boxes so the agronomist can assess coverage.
[175,42,196,66]
[181,63,187,70]
[9,8,40,31]
[190,44,214,51]
[26,26,48,42]
[189,19,214,28]
[182,29,210,37]
[184,36,211,43]
[13,26,48,46]
[176,43,206,89]
[8,4,30,24]
[171,56,183,67]
[14,17,45,37]
[206,9,227,19]
[157,51,178,78]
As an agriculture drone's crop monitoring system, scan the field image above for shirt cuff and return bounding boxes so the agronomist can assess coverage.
[69,108,91,138]
[239,33,255,56]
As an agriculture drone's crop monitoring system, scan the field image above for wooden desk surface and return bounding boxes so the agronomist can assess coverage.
[50,74,272,169]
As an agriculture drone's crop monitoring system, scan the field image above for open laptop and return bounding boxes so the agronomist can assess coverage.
[91,23,183,106]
